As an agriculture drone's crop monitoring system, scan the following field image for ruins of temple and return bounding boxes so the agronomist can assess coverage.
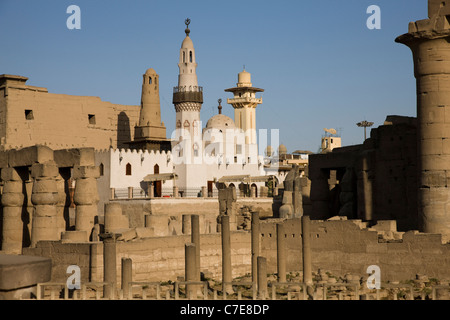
[3,1,450,301]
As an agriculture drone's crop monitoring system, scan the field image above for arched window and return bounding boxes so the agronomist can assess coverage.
[189,51,193,63]
[99,163,104,176]
[193,143,199,157]
[154,164,159,174]
[176,120,182,128]
[184,120,190,129]
[183,51,186,63]
[149,77,152,84]
[126,163,132,176]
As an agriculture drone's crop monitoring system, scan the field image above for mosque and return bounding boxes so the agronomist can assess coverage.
[100,19,285,203]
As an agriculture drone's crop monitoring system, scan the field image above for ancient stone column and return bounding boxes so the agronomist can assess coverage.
[221,215,232,294]
[309,169,330,219]
[30,162,60,247]
[251,211,260,284]
[396,7,450,241]
[110,188,115,200]
[185,243,196,299]
[121,258,132,299]
[301,215,312,285]
[128,187,133,199]
[1,168,24,253]
[55,173,67,238]
[173,186,179,198]
[257,256,267,299]
[191,215,200,280]
[277,223,286,283]
[358,153,373,222]
[73,165,100,241]
[102,234,117,299]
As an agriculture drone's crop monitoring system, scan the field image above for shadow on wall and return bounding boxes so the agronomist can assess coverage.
[117,112,131,149]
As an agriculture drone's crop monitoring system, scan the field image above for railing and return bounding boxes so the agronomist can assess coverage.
[33,280,450,300]
[173,85,203,93]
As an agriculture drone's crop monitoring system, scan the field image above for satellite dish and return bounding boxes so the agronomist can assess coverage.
[324,128,337,135]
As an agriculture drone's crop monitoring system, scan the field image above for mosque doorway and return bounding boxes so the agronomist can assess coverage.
[207,181,214,197]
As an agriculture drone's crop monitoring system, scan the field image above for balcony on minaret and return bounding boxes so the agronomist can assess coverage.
[172,85,203,104]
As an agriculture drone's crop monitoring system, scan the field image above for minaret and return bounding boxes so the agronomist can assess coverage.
[127,68,171,152]
[172,18,203,149]
[396,0,450,241]
[225,69,264,145]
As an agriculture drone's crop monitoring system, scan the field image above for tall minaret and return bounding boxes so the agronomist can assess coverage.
[225,69,264,160]
[127,68,171,151]
[172,18,203,150]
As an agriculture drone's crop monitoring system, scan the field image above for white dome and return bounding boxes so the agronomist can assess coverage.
[205,114,235,131]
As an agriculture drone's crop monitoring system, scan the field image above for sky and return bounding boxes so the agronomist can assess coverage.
[0,0,427,154]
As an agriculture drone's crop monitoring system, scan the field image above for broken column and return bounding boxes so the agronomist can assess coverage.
[185,243,196,299]
[73,165,100,241]
[1,168,24,254]
[101,233,118,299]
[191,215,200,280]
[121,258,132,299]
[396,2,450,241]
[30,161,60,246]
[221,215,232,294]
[301,215,312,285]
[277,223,286,283]
[251,211,260,285]
[257,256,267,299]
[104,203,129,234]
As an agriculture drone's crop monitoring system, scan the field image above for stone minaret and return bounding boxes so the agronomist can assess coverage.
[128,68,170,152]
[225,69,264,145]
[225,69,264,162]
[396,0,450,241]
[172,19,203,152]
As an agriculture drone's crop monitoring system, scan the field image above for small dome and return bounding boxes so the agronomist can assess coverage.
[278,144,287,155]
[181,36,194,49]
[145,68,156,75]
[205,114,235,131]
[238,69,252,86]
[265,146,273,157]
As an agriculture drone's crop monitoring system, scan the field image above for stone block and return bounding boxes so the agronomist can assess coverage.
[72,165,100,179]
[8,145,54,168]
[30,162,58,178]
[0,254,52,293]
[61,230,88,242]
[371,220,397,232]
[1,167,22,181]
[53,148,95,167]
[117,228,137,242]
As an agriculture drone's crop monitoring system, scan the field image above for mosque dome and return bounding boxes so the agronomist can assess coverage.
[278,144,287,155]
[205,114,236,131]
[145,68,156,75]
[265,146,273,157]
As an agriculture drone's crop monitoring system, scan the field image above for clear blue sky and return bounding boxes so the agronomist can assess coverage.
[0,0,426,153]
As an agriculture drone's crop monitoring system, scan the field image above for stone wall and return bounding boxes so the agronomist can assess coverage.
[261,218,450,282]
[0,75,139,151]
[23,231,252,283]
[22,217,450,285]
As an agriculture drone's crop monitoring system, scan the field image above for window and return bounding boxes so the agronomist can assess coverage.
[149,77,152,84]
[236,144,242,155]
[88,114,96,125]
[189,51,193,63]
[99,163,104,176]
[193,143,199,157]
[25,110,34,120]
[126,163,132,176]
[154,164,159,174]
[183,51,186,63]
